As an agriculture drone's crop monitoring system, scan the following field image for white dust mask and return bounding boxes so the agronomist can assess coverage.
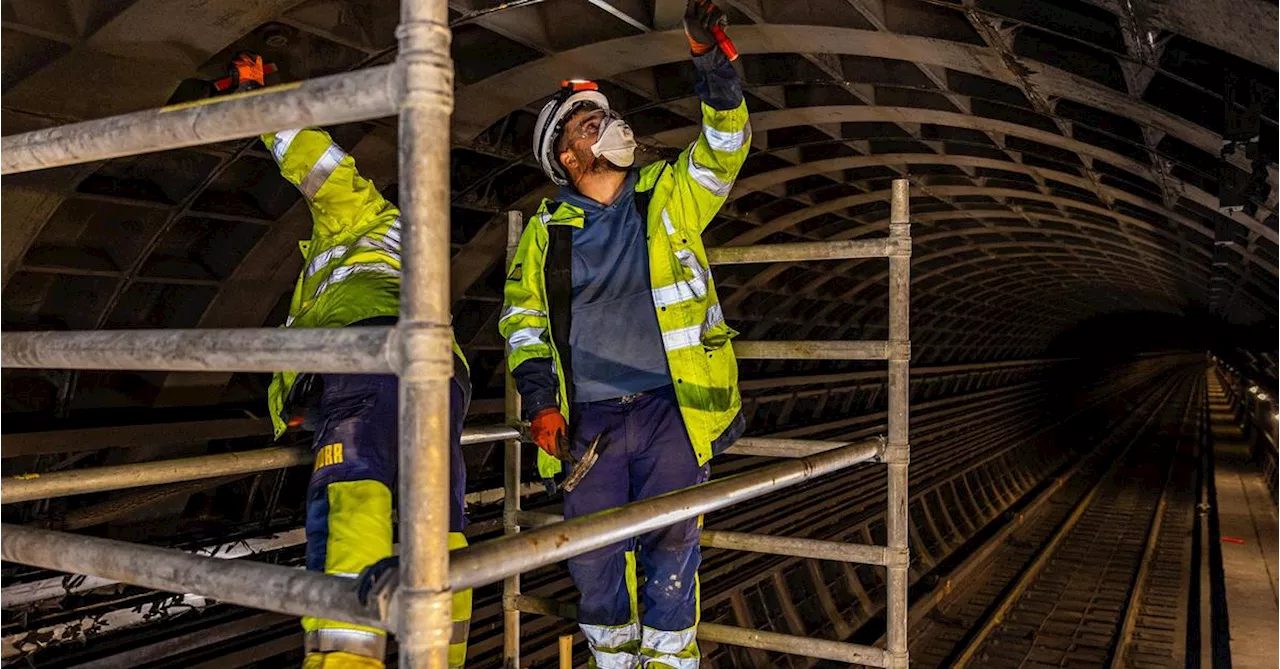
[589,111,637,168]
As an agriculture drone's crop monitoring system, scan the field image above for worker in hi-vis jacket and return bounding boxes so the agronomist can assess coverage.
[219,54,473,669]
[499,1,749,665]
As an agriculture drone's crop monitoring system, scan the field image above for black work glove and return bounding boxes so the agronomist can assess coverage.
[684,0,727,55]
[356,555,399,606]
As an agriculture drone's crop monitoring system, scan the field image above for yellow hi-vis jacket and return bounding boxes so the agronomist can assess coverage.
[263,127,467,438]
[500,98,752,479]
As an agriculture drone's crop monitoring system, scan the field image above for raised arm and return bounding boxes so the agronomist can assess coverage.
[672,2,751,233]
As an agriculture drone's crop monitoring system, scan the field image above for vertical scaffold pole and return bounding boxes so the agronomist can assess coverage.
[885,178,912,669]
[396,0,455,666]
[502,211,525,667]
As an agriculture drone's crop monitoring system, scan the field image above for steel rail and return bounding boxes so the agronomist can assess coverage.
[0,66,399,175]
[1109,373,1201,669]
[948,373,1192,668]
[900,370,1189,646]
[449,436,883,591]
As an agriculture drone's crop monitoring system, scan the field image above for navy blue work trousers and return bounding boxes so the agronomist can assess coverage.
[305,373,469,572]
[563,384,708,634]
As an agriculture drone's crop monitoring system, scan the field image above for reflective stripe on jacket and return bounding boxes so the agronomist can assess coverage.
[265,127,467,438]
[501,98,752,478]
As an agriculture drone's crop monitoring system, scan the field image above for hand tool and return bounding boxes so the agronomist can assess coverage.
[710,24,739,61]
[562,432,610,493]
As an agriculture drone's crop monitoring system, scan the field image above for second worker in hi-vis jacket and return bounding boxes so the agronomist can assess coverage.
[222,49,475,669]
[499,1,750,666]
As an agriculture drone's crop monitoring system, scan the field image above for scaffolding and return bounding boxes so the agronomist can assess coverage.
[0,2,913,665]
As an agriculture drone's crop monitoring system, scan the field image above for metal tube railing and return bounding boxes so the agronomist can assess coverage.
[0,425,521,504]
[3,447,308,505]
[501,211,525,667]
[394,0,456,664]
[1,327,397,372]
[513,511,889,565]
[734,339,889,360]
[701,530,889,565]
[514,595,889,667]
[0,66,399,175]
[884,178,912,669]
[0,524,388,630]
[450,436,883,591]
[1,331,887,370]
[707,238,899,264]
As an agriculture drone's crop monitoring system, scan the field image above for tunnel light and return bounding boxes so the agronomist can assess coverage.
[1248,385,1260,395]
[1258,393,1270,402]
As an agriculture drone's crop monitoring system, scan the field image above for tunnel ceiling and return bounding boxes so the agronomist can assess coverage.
[2,0,1277,418]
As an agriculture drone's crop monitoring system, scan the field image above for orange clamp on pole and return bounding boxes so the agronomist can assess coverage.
[710,24,739,61]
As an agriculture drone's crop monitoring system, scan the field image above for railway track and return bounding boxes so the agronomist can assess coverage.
[909,369,1204,668]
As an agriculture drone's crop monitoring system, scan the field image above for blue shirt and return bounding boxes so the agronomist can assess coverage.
[558,170,671,402]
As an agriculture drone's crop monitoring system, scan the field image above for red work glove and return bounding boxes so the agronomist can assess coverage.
[684,0,727,56]
[530,407,569,459]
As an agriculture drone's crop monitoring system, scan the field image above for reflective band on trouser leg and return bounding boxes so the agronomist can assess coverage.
[577,551,641,668]
[302,650,386,669]
[302,480,392,649]
[640,625,699,669]
[449,531,472,668]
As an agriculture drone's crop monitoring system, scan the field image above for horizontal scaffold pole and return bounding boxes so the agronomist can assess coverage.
[1,425,523,504]
[515,514,889,565]
[1,329,891,370]
[700,530,889,565]
[1,327,398,373]
[734,340,890,360]
[0,524,389,630]
[1,66,399,175]
[514,595,888,666]
[449,436,883,590]
[707,238,901,265]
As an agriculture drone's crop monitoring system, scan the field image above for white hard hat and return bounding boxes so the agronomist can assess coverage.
[533,80,610,186]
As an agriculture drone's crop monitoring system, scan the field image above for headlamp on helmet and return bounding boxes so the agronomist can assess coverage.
[533,79,636,185]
